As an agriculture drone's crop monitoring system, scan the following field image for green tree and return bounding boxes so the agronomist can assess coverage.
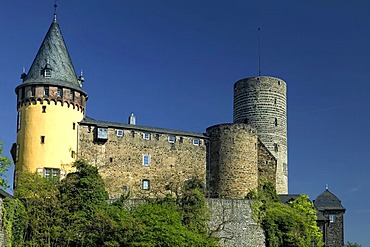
[250,182,324,247]
[13,171,61,246]
[345,242,362,247]
[0,141,12,188]
[57,160,109,246]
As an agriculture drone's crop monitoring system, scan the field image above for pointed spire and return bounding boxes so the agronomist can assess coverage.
[21,17,83,92]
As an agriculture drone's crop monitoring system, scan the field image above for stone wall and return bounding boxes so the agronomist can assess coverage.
[206,123,277,199]
[207,199,265,247]
[78,121,207,199]
[233,76,287,194]
[325,211,345,247]
[206,124,259,198]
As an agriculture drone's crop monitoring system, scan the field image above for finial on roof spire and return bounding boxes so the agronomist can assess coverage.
[325,184,329,190]
[53,0,58,22]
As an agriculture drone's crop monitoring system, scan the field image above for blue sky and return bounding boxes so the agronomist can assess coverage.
[1,0,370,245]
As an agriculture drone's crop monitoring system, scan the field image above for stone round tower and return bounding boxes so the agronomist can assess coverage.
[233,76,287,194]
[206,123,259,199]
[14,16,87,185]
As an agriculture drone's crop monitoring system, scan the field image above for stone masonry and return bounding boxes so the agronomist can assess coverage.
[207,199,265,247]
[233,76,287,194]
[206,123,277,199]
[78,118,207,199]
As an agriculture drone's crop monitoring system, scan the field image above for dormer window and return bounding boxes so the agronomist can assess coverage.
[42,62,52,78]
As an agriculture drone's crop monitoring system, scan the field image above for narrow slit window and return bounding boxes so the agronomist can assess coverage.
[41,136,45,144]
[42,106,46,113]
[73,123,76,130]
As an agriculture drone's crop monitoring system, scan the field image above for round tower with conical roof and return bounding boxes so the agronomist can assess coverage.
[14,14,87,185]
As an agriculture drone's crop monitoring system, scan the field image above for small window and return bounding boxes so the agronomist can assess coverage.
[131,130,135,138]
[43,69,52,78]
[31,86,36,97]
[41,136,45,144]
[44,86,49,96]
[17,111,21,131]
[123,185,128,192]
[143,155,150,167]
[274,118,278,126]
[179,137,183,143]
[109,157,113,163]
[44,168,60,183]
[154,134,159,140]
[278,81,281,85]
[70,90,74,101]
[143,133,151,140]
[274,98,277,104]
[329,214,336,223]
[88,126,91,133]
[274,143,278,152]
[15,144,19,162]
[193,138,200,146]
[42,106,46,113]
[142,179,150,190]
[21,88,25,100]
[71,151,75,158]
[57,87,63,98]
[168,135,176,143]
[96,128,108,140]
[73,123,76,130]
[116,129,124,137]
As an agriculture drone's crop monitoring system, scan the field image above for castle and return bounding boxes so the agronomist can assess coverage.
[9,8,346,247]
[12,10,287,198]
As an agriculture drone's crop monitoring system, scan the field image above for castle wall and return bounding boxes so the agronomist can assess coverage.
[78,122,207,199]
[233,76,287,194]
[207,199,265,247]
[257,139,277,186]
[206,123,259,199]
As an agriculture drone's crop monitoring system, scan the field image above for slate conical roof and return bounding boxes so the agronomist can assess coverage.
[313,189,345,211]
[19,18,83,93]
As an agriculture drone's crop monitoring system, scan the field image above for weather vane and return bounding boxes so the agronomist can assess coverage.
[53,0,58,22]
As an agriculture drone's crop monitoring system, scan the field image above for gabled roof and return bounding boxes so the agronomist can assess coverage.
[313,189,345,211]
[18,18,83,93]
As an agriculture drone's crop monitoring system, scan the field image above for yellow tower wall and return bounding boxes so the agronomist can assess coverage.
[16,100,84,177]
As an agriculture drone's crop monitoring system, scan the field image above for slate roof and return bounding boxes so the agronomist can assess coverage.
[313,189,345,211]
[17,18,84,93]
[278,194,301,204]
[80,116,208,139]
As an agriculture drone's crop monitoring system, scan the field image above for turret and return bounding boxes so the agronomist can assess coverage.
[13,10,87,186]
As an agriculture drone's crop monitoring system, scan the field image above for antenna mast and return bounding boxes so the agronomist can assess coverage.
[258,27,261,76]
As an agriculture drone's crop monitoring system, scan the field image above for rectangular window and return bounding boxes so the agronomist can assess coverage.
[21,88,25,100]
[179,137,183,143]
[71,151,75,158]
[44,168,60,183]
[193,138,200,146]
[131,130,135,138]
[274,118,278,126]
[116,129,124,137]
[42,106,46,113]
[17,111,21,131]
[143,133,151,140]
[73,123,76,130]
[57,87,63,97]
[15,144,19,162]
[168,135,176,143]
[329,215,336,223]
[96,128,108,140]
[142,179,150,190]
[143,155,150,167]
[41,136,45,144]
[31,86,35,97]
[154,134,159,140]
[274,143,278,152]
[44,86,49,96]
[70,90,74,101]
